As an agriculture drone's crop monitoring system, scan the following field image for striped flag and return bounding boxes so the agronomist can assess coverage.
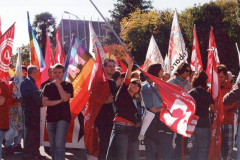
[27,12,45,88]
[55,28,65,65]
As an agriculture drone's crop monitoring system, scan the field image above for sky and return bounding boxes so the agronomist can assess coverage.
[0,0,209,54]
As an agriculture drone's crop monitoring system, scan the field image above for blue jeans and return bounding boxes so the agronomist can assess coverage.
[145,133,174,160]
[0,130,5,158]
[106,124,139,160]
[190,127,211,160]
[47,120,69,160]
[5,129,23,147]
[237,122,240,160]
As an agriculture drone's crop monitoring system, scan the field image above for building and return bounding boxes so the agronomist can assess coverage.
[58,19,107,55]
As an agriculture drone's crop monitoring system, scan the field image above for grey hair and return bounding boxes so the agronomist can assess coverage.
[27,65,38,75]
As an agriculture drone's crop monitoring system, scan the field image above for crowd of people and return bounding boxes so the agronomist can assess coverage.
[0,56,239,160]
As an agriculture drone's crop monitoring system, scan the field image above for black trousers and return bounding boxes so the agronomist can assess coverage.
[23,123,40,158]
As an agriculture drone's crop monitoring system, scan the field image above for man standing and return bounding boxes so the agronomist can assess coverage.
[167,62,192,159]
[217,64,237,160]
[95,59,118,160]
[42,63,73,160]
[20,65,46,160]
[41,66,54,90]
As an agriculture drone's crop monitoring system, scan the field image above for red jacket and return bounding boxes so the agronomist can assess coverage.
[221,81,237,124]
[0,79,10,131]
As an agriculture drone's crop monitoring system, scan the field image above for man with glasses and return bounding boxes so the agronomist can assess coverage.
[167,62,192,160]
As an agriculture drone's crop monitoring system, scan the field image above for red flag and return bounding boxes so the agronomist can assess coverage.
[0,23,15,81]
[144,71,198,137]
[0,16,2,37]
[190,25,203,72]
[41,33,54,84]
[84,55,110,158]
[207,30,224,160]
[206,27,220,82]
[116,56,127,72]
[55,28,65,65]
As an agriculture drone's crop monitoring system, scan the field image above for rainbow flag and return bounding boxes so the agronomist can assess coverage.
[27,12,45,88]
[64,34,95,121]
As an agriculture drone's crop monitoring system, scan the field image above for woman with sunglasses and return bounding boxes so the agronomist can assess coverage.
[106,54,141,160]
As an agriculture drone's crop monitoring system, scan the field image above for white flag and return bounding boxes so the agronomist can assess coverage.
[142,35,164,71]
[164,53,169,72]
[89,22,106,61]
[167,9,188,76]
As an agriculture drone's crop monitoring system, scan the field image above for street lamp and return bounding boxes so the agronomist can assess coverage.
[64,11,87,48]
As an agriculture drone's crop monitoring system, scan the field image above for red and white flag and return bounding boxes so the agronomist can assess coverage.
[116,56,127,73]
[0,16,2,37]
[206,27,220,82]
[144,71,198,137]
[55,28,65,65]
[0,23,15,81]
[41,33,54,85]
[84,54,110,159]
[167,9,188,76]
[190,25,203,72]
[207,29,224,160]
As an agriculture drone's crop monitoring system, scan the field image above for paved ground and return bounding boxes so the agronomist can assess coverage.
[1,145,238,160]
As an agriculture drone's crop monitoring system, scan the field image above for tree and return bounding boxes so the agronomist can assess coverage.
[102,0,153,45]
[32,12,56,58]
[10,44,30,69]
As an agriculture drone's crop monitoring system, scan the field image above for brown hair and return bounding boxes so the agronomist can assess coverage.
[192,70,208,88]
[103,58,115,67]
[174,63,191,76]
[52,63,65,73]
[147,63,162,77]
[217,64,228,76]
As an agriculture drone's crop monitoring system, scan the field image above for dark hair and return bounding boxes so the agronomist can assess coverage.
[131,71,139,78]
[48,66,53,72]
[147,63,162,77]
[174,63,191,76]
[217,64,228,76]
[22,65,27,72]
[103,58,115,67]
[192,70,208,88]
[53,63,65,73]
[112,70,121,81]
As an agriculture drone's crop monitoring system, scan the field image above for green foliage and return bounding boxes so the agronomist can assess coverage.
[11,44,30,69]
[32,12,56,57]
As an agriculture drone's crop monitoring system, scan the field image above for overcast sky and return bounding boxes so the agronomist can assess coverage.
[0,0,209,54]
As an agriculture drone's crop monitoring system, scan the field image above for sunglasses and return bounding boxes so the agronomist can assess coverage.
[185,69,192,73]
[131,81,141,88]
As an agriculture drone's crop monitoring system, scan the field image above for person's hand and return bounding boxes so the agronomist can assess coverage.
[149,107,159,113]
[54,78,61,87]
[122,53,133,67]
[105,95,114,104]
[135,121,143,128]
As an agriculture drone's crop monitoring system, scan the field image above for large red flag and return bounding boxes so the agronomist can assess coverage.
[0,23,15,81]
[190,25,203,72]
[143,71,198,137]
[116,56,127,72]
[206,27,220,82]
[207,31,224,160]
[84,54,110,158]
[41,33,54,85]
[0,16,2,37]
[55,28,65,65]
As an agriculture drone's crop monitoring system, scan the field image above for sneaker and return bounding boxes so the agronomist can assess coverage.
[13,144,23,154]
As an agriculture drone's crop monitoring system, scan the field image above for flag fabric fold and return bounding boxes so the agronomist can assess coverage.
[190,25,203,72]
[0,23,15,81]
[207,28,224,160]
[116,57,127,72]
[144,71,198,137]
[27,12,45,88]
[167,9,188,76]
[143,35,164,71]
[84,54,110,158]
[55,28,65,65]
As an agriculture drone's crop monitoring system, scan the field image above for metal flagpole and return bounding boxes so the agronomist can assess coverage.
[194,24,198,72]
[84,16,87,49]
[76,17,79,39]
[62,15,64,49]
[89,0,172,116]
[98,17,100,37]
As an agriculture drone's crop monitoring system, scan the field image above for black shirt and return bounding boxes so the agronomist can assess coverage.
[189,88,214,128]
[42,81,74,123]
[95,79,118,127]
[41,79,51,89]
[115,83,138,124]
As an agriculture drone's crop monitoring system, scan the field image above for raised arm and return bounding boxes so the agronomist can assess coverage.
[122,53,133,80]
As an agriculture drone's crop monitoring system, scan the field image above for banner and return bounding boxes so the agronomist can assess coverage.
[55,28,65,65]
[164,53,169,72]
[143,35,164,71]
[5,49,23,141]
[190,25,203,72]
[0,23,15,81]
[206,27,220,82]
[167,9,188,76]
[144,71,198,137]
[27,12,45,88]
[207,29,224,160]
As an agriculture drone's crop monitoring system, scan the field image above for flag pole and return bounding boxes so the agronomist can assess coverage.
[47,29,55,64]
[95,42,107,79]
[89,0,172,116]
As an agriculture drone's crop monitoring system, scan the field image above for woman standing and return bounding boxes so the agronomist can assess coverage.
[189,71,214,160]
[106,54,141,160]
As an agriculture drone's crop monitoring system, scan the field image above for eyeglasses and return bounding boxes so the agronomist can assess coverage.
[131,81,141,88]
[185,69,191,73]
